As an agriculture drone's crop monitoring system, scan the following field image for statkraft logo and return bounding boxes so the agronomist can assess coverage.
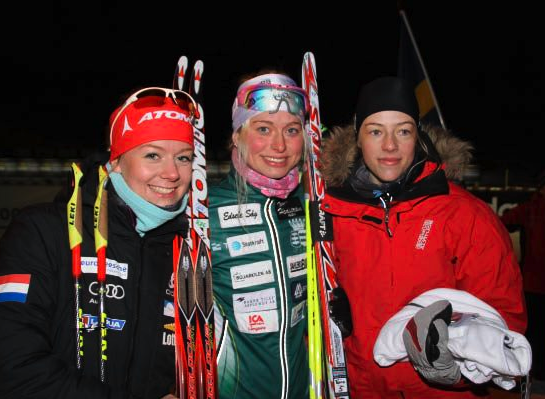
[227,231,268,257]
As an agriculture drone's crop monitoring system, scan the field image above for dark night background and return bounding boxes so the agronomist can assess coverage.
[2,2,543,180]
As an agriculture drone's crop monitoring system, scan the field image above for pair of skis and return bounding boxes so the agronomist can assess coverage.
[172,56,217,399]
[302,52,350,399]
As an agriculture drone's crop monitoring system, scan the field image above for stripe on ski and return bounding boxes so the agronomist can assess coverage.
[302,51,350,399]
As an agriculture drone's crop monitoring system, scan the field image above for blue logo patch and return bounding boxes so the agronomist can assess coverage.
[82,314,126,331]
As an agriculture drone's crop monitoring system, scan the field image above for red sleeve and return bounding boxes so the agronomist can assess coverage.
[454,201,527,333]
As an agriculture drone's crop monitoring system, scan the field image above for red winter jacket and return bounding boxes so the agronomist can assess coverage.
[501,190,545,294]
[320,125,526,398]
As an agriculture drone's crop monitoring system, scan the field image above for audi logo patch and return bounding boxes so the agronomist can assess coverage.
[88,281,125,299]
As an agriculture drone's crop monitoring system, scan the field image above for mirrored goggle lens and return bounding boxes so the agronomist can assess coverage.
[240,87,308,116]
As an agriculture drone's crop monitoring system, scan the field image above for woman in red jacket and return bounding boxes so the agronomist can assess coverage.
[321,76,526,398]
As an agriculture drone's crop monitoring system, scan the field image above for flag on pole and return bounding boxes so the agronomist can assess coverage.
[398,9,447,129]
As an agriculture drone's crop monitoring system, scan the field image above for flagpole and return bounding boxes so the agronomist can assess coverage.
[399,9,447,129]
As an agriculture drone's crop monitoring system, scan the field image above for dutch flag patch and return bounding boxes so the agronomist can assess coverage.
[0,274,31,303]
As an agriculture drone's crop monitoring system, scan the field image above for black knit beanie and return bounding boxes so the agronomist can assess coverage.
[354,76,419,134]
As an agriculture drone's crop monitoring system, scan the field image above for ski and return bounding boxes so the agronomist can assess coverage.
[173,56,216,399]
[173,55,189,93]
[302,52,350,399]
[174,237,197,399]
[187,59,216,399]
[172,54,196,399]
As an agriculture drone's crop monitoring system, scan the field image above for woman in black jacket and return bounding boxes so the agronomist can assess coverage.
[0,87,197,399]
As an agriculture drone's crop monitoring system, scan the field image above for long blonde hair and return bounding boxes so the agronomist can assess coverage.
[231,122,251,206]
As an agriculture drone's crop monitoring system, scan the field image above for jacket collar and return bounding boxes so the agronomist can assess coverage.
[326,161,449,206]
[61,151,187,240]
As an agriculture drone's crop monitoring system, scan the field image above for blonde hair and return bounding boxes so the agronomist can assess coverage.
[231,119,307,207]
[230,69,308,205]
[231,122,250,206]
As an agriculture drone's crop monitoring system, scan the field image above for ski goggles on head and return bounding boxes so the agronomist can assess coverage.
[235,83,309,117]
[109,87,198,160]
[109,87,198,143]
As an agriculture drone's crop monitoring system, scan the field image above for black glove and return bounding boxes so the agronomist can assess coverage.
[402,300,461,385]
[328,287,353,339]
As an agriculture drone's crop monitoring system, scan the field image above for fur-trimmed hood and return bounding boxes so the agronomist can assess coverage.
[320,124,474,187]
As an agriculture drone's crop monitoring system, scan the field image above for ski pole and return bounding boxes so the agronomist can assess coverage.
[67,162,84,370]
[307,199,324,399]
[94,165,109,382]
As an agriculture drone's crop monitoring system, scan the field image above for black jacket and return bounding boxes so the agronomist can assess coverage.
[0,153,187,398]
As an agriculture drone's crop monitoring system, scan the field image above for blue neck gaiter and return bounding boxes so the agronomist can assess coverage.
[109,171,188,237]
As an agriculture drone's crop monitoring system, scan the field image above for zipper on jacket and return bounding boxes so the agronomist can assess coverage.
[125,236,144,388]
[264,198,289,399]
[379,193,393,237]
